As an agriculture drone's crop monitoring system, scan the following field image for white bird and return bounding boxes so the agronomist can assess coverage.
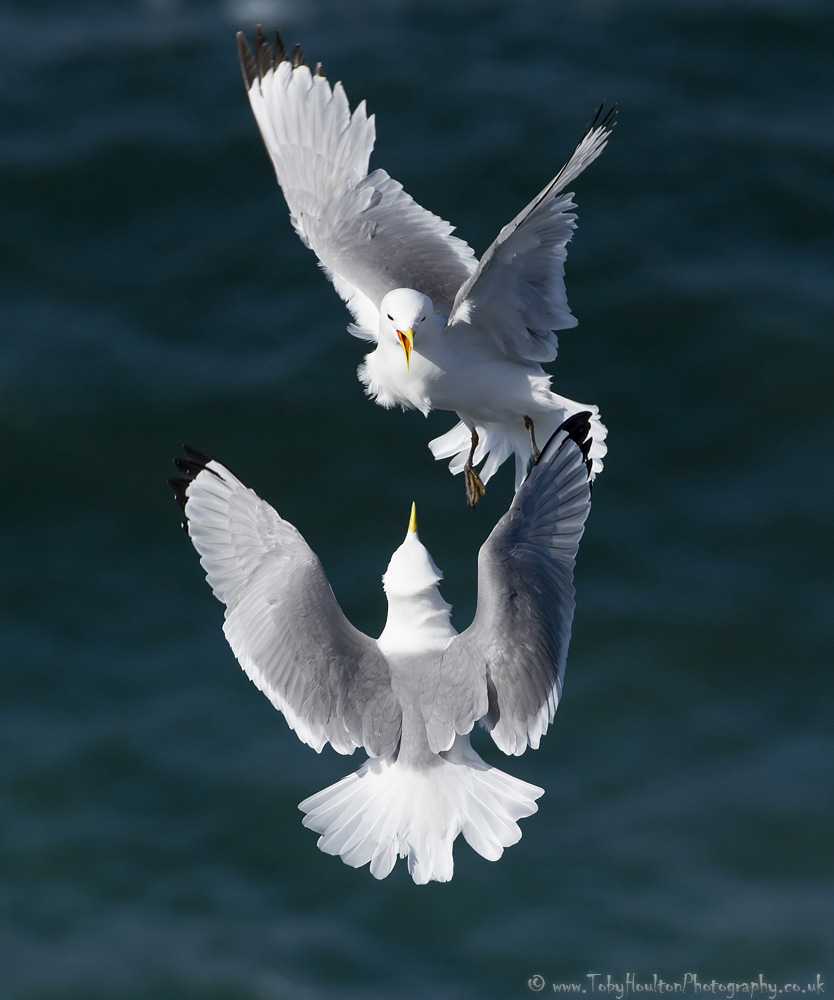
[169,411,594,883]
[237,28,613,505]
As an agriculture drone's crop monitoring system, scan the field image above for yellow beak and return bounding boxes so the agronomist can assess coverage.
[408,501,418,535]
[396,327,414,369]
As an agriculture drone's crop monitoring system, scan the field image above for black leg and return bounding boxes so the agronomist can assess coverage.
[524,415,541,463]
[464,428,486,508]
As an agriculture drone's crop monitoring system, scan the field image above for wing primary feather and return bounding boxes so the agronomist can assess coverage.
[533,411,592,468]
[273,30,288,65]
[173,456,225,483]
[586,101,605,135]
[525,103,616,221]
[168,476,190,514]
[236,32,257,90]
[253,25,273,80]
[182,443,216,467]
[583,101,618,139]
[168,457,215,534]
[169,445,246,517]
[173,457,204,478]
[251,25,290,80]
[292,43,307,68]
[179,445,248,486]
[556,410,592,446]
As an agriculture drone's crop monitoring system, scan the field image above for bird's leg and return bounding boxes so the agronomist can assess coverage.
[464,428,486,508]
[524,415,541,463]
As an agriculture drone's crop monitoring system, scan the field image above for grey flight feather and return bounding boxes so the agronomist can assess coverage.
[427,412,594,756]
[172,447,401,757]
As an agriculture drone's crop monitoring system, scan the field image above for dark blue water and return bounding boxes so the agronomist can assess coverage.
[2,1,832,997]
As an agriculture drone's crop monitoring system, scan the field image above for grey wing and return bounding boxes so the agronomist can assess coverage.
[237,29,476,339]
[170,447,401,757]
[436,412,594,756]
[446,105,615,364]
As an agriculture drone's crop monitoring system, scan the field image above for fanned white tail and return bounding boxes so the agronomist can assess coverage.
[429,394,608,491]
[299,737,543,884]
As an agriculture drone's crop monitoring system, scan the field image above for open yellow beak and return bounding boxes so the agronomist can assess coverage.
[396,327,414,369]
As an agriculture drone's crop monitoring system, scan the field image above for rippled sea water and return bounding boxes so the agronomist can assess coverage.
[2,1,832,997]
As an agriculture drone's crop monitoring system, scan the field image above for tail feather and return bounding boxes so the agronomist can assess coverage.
[444,736,537,861]
[299,739,542,884]
[429,396,607,491]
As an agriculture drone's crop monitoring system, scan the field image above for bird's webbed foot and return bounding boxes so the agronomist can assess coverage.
[524,415,541,463]
[465,464,486,508]
[464,428,486,508]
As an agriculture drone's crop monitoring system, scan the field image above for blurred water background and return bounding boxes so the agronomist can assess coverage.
[2,0,832,997]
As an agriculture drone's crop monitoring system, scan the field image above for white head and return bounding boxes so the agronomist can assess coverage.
[378,503,455,653]
[379,288,434,370]
[383,502,443,597]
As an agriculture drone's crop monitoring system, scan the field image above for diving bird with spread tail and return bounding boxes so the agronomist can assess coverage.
[237,28,612,505]
[169,412,594,883]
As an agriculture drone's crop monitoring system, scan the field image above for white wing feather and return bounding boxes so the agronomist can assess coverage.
[238,29,476,339]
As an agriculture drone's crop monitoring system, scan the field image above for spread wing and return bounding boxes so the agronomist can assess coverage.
[170,447,401,757]
[237,28,476,340]
[428,412,594,755]
[446,105,615,364]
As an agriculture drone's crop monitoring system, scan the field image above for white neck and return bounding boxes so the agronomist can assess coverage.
[377,587,456,656]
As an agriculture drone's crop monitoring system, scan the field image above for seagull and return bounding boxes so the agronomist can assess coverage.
[169,411,593,883]
[236,27,612,506]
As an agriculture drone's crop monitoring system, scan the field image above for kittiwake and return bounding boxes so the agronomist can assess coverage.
[169,412,594,883]
[237,27,613,505]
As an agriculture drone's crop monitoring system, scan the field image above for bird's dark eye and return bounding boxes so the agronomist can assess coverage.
[387,313,393,321]
[419,316,425,323]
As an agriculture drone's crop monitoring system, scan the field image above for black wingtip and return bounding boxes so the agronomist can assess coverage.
[534,411,594,473]
[238,27,317,86]
[168,476,189,512]
[246,25,286,80]
[273,29,288,64]
[255,24,272,79]
[236,30,257,89]
[560,410,593,460]
[173,457,204,478]
[584,100,618,139]
[182,443,215,466]
[292,42,307,68]
[169,445,224,531]
[172,444,221,481]
[168,477,192,533]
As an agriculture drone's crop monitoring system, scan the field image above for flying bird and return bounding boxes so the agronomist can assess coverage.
[169,412,593,883]
[237,27,612,505]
